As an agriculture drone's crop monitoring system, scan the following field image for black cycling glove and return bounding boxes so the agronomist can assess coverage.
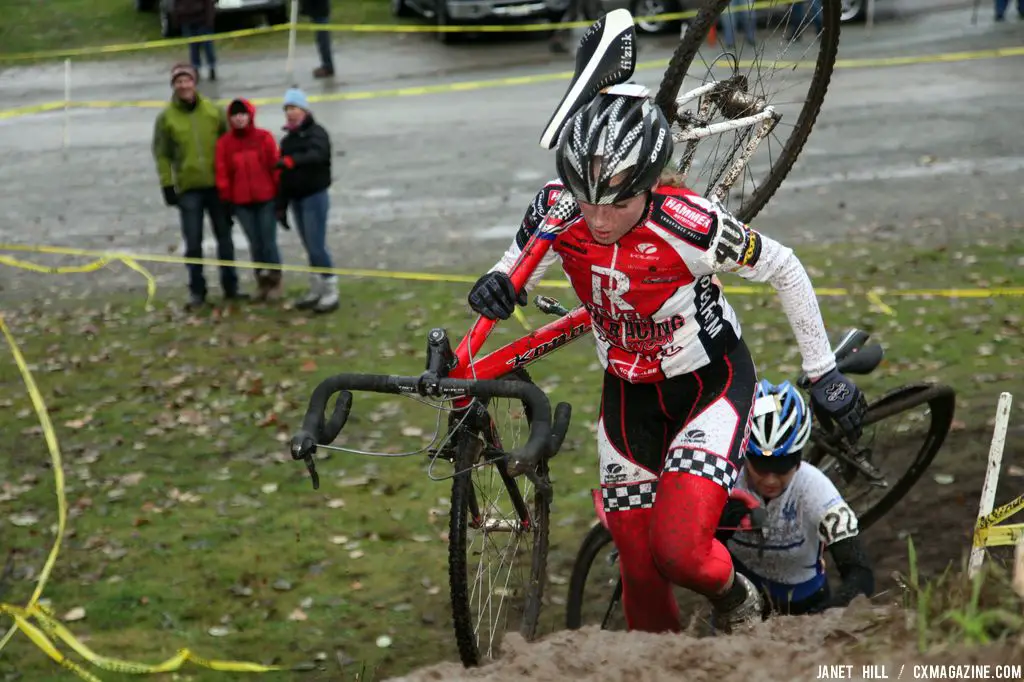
[468,271,527,321]
[810,367,868,442]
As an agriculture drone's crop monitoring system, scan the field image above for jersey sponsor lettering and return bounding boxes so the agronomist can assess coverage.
[662,196,713,234]
[586,303,685,354]
[590,264,635,313]
[695,275,724,339]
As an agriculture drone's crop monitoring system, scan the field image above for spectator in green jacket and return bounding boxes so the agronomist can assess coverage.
[152,63,246,310]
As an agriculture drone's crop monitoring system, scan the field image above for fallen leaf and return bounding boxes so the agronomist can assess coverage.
[261,483,278,494]
[933,473,955,485]
[401,426,424,437]
[349,550,364,559]
[1007,465,1024,477]
[330,535,349,545]
[9,513,39,527]
[300,360,318,372]
[273,579,293,592]
[63,607,86,622]
[376,635,392,648]
[208,626,231,637]
[287,608,308,622]
[65,415,93,429]
[327,498,346,509]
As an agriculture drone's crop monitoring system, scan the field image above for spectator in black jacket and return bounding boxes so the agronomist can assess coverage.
[174,0,218,81]
[276,88,338,314]
[300,0,335,78]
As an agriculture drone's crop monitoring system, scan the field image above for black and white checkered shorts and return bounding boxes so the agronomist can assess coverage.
[601,481,658,513]
[663,447,739,490]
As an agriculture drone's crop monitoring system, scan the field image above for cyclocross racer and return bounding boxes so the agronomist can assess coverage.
[719,379,876,615]
[467,89,868,633]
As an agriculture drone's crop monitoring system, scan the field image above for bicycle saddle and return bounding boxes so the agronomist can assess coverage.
[538,8,638,150]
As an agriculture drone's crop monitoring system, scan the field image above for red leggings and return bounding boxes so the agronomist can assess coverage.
[606,472,732,632]
[597,339,756,632]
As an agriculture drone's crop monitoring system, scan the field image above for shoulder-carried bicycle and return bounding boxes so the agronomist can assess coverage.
[564,328,957,631]
[289,0,854,667]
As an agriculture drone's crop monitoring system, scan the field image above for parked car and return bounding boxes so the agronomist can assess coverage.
[623,0,880,35]
[135,0,290,37]
[392,0,561,41]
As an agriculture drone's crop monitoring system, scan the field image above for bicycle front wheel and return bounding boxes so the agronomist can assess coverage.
[447,370,551,667]
[806,383,956,530]
[655,0,842,223]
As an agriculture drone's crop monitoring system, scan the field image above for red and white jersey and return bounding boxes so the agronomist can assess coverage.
[490,180,836,384]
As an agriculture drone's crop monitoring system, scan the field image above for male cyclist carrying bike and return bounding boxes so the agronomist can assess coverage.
[718,379,876,616]
[467,86,868,633]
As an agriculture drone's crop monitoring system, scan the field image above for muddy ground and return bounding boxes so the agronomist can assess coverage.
[389,602,1024,682]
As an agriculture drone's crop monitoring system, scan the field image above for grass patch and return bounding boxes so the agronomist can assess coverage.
[900,537,1024,650]
[0,240,1022,680]
[1,0,402,64]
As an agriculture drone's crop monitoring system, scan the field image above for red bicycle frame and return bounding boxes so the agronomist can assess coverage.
[446,191,593,408]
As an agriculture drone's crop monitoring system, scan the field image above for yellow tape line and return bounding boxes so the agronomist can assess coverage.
[0,0,783,63]
[0,313,282,678]
[973,493,1024,549]
[1,242,1023,304]
[3,44,1022,122]
[0,25,290,62]
[975,523,1024,548]
[977,494,1024,529]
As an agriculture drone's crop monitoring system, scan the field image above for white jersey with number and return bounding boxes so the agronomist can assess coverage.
[727,463,860,602]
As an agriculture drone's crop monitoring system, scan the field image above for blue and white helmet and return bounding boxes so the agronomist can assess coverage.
[747,379,812,460]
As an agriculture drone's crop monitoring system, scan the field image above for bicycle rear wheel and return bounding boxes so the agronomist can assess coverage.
[447,369,551,667]
[805,383,956,530]
[655,0,842,223]
[565,522,626,631]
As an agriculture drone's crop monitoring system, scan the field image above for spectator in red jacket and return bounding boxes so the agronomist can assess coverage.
[216,98,284,301]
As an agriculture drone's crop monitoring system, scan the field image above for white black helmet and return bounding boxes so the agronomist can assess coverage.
[555,92,674,205]
[746,379,812,473]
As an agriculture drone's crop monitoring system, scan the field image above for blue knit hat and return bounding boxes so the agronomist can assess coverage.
[283,88,310,111]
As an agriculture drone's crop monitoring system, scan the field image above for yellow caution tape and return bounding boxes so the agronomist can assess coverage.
[1,242,1022,305]
[0,313,283,677]
[0,25,290,63]
[3,44,1022,122]
[973,494,1024,549]
[977,494,1024,529]
[0,0,797,63]
[974,524,1024,549]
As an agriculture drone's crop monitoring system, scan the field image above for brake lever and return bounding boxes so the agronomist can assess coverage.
[303,454,320,490]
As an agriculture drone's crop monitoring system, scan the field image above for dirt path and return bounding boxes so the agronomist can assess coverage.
[386,600,1024,681]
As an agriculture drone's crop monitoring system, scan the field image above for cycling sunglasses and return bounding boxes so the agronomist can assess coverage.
[745,452,801,476]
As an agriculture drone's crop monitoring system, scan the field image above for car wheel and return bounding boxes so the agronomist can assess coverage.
[631,0,681,34]
[392,0,414,17]
[840,0,865,22]
[160,10,179,37]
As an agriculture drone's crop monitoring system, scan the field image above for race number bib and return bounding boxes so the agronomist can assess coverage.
[819,502,859,544]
